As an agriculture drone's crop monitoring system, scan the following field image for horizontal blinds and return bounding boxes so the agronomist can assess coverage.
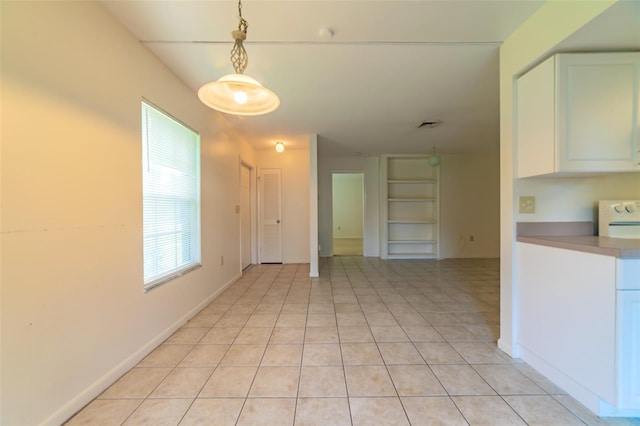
[142,102,200,285]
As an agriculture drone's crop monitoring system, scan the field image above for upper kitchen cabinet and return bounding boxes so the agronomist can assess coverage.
[517,52,640,178]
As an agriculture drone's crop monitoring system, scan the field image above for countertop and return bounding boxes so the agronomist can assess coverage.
[517,235,640,259]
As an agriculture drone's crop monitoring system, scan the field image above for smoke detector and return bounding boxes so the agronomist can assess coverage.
[417,120,442,129]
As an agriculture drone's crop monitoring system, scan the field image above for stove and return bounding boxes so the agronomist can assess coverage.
[599,200,640,239]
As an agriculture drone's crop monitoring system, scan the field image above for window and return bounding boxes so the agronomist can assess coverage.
[142,101,201,289]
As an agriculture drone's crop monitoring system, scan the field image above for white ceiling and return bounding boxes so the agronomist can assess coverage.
[100,0,638,156]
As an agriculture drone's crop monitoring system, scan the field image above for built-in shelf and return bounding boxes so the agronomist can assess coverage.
[388,179,437,184]
[381,155,439,259]
[388,220,436,224]
[388,198,436,202]
[388,240,437,244]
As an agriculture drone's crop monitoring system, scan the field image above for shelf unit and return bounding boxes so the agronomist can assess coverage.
[381,155,439,259]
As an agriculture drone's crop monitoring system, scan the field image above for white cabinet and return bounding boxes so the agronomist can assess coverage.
[616,259,640,412]
[517,52,640,177]
[517,243,640,416]
[381,155,439,259]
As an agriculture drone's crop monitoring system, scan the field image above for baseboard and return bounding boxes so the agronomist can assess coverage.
[520,345,640,417]
[519,345,601,416]
[497,338,516,358]
[44,272,241,426]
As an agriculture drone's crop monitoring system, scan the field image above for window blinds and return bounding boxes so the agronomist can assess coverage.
[142,102,201,287]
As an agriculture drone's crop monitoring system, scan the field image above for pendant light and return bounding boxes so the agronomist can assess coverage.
[428,147,441,167]
[198,0,280,116]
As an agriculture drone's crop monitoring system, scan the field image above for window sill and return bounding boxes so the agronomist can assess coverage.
[144,263,202,292]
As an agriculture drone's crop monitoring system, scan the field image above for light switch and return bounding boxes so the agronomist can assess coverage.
[519,196,535,214]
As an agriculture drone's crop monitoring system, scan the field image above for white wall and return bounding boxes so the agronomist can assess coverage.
[256,148,310,264]
[0,2,256,424]
[499,0,618,357]
[439,152,500,258]
[332,173,364,238]
[516,173,640,230]
[318,156,380,257]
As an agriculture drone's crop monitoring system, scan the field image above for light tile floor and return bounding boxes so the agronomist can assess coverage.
[66,257,640,425]
[333,239,363,256]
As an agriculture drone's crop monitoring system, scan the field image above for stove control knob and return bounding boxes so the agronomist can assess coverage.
[613,204,624,213]
[624,203,636,213]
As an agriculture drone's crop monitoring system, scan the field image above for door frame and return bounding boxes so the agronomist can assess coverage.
[239,159,257,272]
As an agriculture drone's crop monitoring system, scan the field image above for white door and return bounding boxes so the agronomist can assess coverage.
[259,168,282,263]
[240,163,252,270]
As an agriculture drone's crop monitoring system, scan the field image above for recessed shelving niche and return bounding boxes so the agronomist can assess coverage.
[381,155,440,259]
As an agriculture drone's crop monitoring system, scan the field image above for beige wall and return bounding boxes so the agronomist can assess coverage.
[499,0,617,356]
[439,151,500,259]
[1,2,256,424]
[318,156,381,257]
[516,173,640,226]
[317,153,500,259]
[256,148,311,264]
[332,173,365,239]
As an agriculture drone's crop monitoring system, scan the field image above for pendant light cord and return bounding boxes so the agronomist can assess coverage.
[237,0,248,34]
[230,0,249,74]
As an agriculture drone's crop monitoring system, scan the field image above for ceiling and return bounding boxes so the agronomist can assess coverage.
[100,1,638,156]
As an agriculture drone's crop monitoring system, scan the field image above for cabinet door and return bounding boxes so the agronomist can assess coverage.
[516,56,556,178]
[557,53,640,172]
[617,289,640,409]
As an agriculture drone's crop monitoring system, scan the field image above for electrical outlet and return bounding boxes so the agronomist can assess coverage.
[519,196,536,214]
[221,255,224,266]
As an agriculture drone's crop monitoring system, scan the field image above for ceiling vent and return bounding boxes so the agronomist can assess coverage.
[417,120,442,129]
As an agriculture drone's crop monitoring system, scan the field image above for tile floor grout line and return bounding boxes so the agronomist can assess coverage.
[338,256,357,426]
[202,264,273,426]
[352,256,415,425]
[67,259,638,426]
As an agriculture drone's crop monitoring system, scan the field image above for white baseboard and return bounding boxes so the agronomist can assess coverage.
[44,273,241,426]
[520,345,640,418]
[518,345,602,415]
[497,338,513,357]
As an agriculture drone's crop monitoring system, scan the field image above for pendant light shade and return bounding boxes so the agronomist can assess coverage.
[198,0,280,116]
[198,74,280,116]
[428,147,441,167]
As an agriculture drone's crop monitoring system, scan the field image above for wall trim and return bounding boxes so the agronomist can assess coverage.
[497,337,519,358]
[43,272,242,426]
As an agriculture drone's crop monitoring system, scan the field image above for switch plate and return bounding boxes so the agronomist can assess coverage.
[519,196,536,214]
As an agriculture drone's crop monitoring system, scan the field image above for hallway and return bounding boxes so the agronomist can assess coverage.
[66,258,638,425]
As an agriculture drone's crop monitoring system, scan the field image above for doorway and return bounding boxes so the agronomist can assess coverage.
[332,172,364,256]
